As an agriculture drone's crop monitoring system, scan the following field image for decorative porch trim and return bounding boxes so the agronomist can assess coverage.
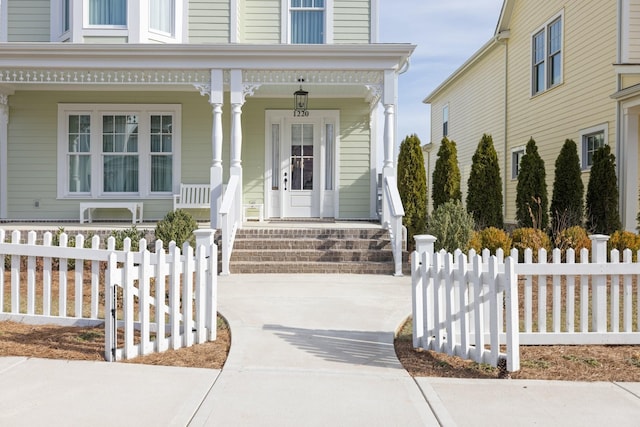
[0,69,211,85]
[242,70,384,85]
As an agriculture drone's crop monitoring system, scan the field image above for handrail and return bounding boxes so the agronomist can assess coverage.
[384,176,405,276]
[220,175,240,275]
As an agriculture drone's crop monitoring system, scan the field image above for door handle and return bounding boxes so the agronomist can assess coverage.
[283,172,288,191]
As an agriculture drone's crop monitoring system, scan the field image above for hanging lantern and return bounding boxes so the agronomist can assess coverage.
[293,78,309,117]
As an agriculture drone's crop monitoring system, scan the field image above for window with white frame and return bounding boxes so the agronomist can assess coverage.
[58,104,180,198]
[290,0,325,44]
[580,124,607,170]
[511,147,525,179]
[88,0,127,26]
[442,105,449,137]
[532,14,563,95]
[149,0,174,35]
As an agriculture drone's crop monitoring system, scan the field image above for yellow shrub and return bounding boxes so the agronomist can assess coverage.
[555,226,591,260]
[469,227,511,255]
[608,231,640,261]
[511,228,551,262]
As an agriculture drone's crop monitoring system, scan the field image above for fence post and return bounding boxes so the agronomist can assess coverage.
[590,234,610,333]
[194,229,218,341]
[412,235,436,348]
[505,257,520,372]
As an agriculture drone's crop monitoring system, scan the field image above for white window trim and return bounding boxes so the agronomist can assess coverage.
[0,0,8,42]
[280,0,333,44]
[50,0,183,43]
[57,104,182,199]
[579,123,608,171]
[511,145,525,180]
[530,9,564,97]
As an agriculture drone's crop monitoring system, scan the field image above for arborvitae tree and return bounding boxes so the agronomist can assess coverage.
[466,134,504,229]
[432,137,462,210]
[586,145,621,234]
[550,139,584,232]
[516,138,548,229]
[397,134,427,249]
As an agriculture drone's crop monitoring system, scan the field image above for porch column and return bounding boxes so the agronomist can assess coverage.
[381,69,398,226]
[209,69,224,228]
[0,90,11,219]
[621,106,639,231]
[230,69,244,228]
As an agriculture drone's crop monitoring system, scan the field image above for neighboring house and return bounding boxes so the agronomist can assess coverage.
[0,0,414,228]
[425,0,639,231]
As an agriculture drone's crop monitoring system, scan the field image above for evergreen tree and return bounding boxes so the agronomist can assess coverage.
[432,137,462,210]
[550,139,584,231]
[516,138,548,229]
[466,134,504,229]
[586,145,620,234]
[397,134,427,249]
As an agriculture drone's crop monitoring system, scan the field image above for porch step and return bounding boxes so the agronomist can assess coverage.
[220,226,407,275]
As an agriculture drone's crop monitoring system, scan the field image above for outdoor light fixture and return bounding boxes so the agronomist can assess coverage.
[293,78,309,117]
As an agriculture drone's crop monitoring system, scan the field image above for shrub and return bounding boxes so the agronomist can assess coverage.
[511,227,551,262]
[432,137,462,210]
[52,227,94,270]
[426,200,475,252]
[554,226,591,261]
[550,139,584,231]
[516,138,548,230]
[586,145,621,234]
[608,231,640,261]
[397,134,428,250]
[468,227,511,255]
[466,134,504,229]
[109,227,146,251]
[155,209,199,249]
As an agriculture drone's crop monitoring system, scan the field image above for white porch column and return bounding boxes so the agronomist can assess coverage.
[621,106,639,231]
[0,90,11,219]
[230,69,244,227]
[381,69,398,226]
[209,69,225,228]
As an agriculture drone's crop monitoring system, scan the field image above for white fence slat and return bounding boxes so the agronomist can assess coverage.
[488,256,499,366]
[421,250,432,350]
[90,236,100,319]
[623,249,633,332]
[43,233,52,317]
[591,236,608,333]
[552,249,561,333]
[123,251,136,359]
[195,245,207,344]
[183,243,195,348]
[580,248,589,332]
[611,250,620,333]
[105,253,117,362]
[58,233,68,317]
[74,234,85,318]
[457,252,470,360]
[524,249,533,333]
[565,249,575,333]
[169,245,181,351]
[433,251,444,353]
[27,231,37,315]
[537,248,548,333]
[471,255,484,364]
[207,239,218,341]
[505,257,520,371]
[11,231,20,314]
[411,251,423,348]
[444,252,456,356]
[140,249,152,356]
[155,240,168,353]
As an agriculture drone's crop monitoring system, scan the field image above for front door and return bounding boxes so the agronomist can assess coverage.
[266,110,338,219]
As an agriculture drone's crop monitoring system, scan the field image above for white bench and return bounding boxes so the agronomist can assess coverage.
[173,183,211,211]
[79,202,143,224]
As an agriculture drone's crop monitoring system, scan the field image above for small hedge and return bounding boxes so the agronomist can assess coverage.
[426,200,474,252]
[468,227,511,256]
[155,209,198,249]
[608,231,640,261]
[511,227,551,262]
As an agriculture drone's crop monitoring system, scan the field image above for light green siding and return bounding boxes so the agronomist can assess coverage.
[189,0,231,43]
[7,0,50,42]
[242,0,281,44]
[334,0,371,43]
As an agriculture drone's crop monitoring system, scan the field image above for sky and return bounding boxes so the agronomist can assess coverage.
[378,0,505,147]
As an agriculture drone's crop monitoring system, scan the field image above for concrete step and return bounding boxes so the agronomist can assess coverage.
[230,249,394,263]
[228,261,398,275]
[232,238,391,251]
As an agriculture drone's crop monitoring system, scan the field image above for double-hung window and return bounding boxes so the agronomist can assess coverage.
[532,14,563,95]
[149,0,174,35]
[511,147,525,179]
[59,104,180,198]
[580,124,607,170]
[89,0,127,26]
[291,0,325,44]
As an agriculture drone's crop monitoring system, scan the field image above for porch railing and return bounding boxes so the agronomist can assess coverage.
[220,174,240,275]
[383,175,405,276]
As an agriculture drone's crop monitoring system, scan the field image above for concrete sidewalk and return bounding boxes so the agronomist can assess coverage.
[1,274,640,426]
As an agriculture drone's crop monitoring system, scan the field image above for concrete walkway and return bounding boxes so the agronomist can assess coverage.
[2,274,640,426]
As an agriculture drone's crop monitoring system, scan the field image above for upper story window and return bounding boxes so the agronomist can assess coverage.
[88,0,127,26]
[532,14,563,96]
[149,0,174,35]
[291,0,325,44]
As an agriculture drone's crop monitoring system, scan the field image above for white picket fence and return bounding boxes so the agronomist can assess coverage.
[0,228,218,362]
[411,234,640,373]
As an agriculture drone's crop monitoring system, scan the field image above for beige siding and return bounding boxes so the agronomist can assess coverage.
[626,0,640,62]
[428,43,507,214]
[334,0,370,44]
[7,0,50,42]
[622,74,640,90]
[189,0,231,43]
[504,1,617,224]
[243,0,281,44]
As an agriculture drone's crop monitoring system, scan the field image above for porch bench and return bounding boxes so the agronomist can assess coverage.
[173,183,211,211]
[79,202,144,224]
